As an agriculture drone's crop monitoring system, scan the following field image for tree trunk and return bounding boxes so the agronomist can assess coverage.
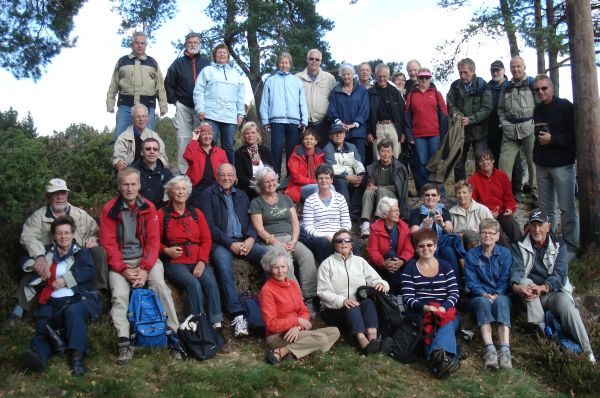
[566,0,600,248]
[546,0,560,94]
[499,0,520,56]
[534,0,546,73]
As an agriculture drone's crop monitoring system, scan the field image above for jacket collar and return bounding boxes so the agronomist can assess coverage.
[107,195,149,220]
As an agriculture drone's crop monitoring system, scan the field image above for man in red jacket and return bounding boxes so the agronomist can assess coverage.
[100,168,180,365]
[468,149,523,244]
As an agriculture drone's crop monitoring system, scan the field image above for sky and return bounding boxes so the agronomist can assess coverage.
[0,0,589,135]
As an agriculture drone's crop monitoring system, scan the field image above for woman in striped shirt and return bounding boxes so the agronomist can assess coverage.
[401,228,461,379]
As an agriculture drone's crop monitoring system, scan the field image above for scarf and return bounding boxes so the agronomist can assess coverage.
[245,144,261,166]
[419,203,445,238]
[38,243,75,304]
[422,302,457,345]
[305,148,316,180]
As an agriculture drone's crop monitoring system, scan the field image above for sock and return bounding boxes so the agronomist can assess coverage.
[500,344,510,352]
[119,337,130,344]
[484,344,495,352]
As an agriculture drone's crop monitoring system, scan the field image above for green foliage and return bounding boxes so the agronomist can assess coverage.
[0,0,86,80]
[112,0,178,47]
[155,116,177,168]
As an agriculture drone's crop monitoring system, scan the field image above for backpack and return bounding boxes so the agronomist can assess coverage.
[128,288,168,348]
[544,310,582,353]
[355,286,404,338]
[177,313,224,360]
[239,292,265,337]
[407,88,449,140]
[387,313,424,364]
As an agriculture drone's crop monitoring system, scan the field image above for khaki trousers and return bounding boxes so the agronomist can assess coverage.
[373,124,400,159]
[361,186,396,220]
[265,327,340,359]
[109,258,179,338]
[275,234,318,299]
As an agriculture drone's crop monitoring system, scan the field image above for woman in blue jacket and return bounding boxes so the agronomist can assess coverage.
[194,43,247,163]
[327,63,370,162]
[260,52,308,176]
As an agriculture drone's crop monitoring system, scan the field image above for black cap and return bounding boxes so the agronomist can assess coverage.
[490,60,504,70]
[529,209,549,223]
[329,123,345,134]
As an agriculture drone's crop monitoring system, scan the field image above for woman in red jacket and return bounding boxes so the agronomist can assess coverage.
[285,128,329,202]
[158,175,223,329]
[259,246,340,365]
[367,197,414,295]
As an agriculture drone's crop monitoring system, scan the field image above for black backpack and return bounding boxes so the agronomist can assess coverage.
[177,313,224,361]
[387,313,424,364]
[355,286,403,338]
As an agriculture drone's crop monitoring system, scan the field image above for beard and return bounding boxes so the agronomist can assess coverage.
[492,75,504,82]
[186,47,199,55]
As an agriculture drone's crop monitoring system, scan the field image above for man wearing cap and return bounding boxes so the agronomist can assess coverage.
[532,75,579,254]
[112,104,168,171]
[165,32,211,174]
[106,32,167,139]
[366,63,405,160]
[130,137,173,209]
[323,124,366,219]
[1,179,106,331]
[184,123,228,208]
[511,209,595,363]
[447,58,492,183]
[498,56,538,208]
[296,49,337,146]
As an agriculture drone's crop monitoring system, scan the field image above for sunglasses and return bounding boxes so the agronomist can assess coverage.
[308,57,321,62]
[144,147,159,152]
[423,193,438,197]
[334,238,353,244]
[417,76,431,80]
[417,243,435,249]
[534,86,549,93]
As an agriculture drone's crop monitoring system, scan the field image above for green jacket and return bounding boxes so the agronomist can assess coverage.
[446,76,492,142]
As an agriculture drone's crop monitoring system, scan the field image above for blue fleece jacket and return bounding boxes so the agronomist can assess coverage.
[260,70,308,126]
[193,62,246,124]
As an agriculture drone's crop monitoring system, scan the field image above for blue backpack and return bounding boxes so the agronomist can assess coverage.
[128,288,168,348]
[239,292,265,337]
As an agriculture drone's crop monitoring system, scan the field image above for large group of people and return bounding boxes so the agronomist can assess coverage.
[4,30,594,380]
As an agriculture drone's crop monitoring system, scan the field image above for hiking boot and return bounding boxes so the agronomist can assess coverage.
[22,349,45,372]
[360,221,370,238]
[231,315,249,338]
[1,314,23,332]
[117,340,133,365]
[437,356,460,379]
[483,347,499,370]
[71,353,86,376]
[429,348,445,366]
[498,348,513,370]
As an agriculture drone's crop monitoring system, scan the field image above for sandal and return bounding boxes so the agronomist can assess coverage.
[266,349,283,365]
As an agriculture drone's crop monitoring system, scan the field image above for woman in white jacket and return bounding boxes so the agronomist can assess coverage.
[317,229,389,355]
[193,43,246,163]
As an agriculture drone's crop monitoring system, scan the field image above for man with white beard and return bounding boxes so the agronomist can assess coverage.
[165,32,211,174]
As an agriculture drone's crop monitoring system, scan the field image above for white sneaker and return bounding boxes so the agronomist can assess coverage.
[361,221,370,237]
[589,353,596,364]
[231,315,249,338]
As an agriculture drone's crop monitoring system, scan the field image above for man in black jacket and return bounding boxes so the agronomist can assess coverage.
[367,63,405,161]
[131,138,173,209]
[165,32,211,174]
[532,75,579,254]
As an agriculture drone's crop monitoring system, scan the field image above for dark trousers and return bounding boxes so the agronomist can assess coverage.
[301,236,360,267]
[310,119,332,149]
[454,137,488,182]
[333,176,363,218]
[497,214,523,244]
[270,123,300,175]
[320,298,378,335]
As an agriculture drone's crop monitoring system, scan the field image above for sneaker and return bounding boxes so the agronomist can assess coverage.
[213,322,222,330]
[498,348,513,370]
[589,353,597,364]
[231,315,249,338]
[483,347,499,370]
[168,334,186,361]
[117,340,133,365]
[360,221,370,238]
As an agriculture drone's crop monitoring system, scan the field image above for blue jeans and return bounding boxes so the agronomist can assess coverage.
[536,163,580,252]
[164,263,223,324]
[347,137,366,163]
[425,314,460,357]
[414,136,440,189]
[114,105,156,140]
[321,298,378,335]
[469,295,512,328]
[301,235,360,267]
[208,119,236,164]
[300,184,335,202]
[210,242,268,315]
[333,176,363,217]
[270,123,300,175]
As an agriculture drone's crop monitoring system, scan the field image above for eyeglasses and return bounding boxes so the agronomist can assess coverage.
[308,57,321,62]
[334,238,353,244]
[534,86,549,93]
[417,243,435,249]
[144,147,159,152]
[480,231,498,236]
[423,193,438,197]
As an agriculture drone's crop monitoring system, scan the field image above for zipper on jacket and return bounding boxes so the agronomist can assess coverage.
[344,257,350,299]
[222,66,228,81]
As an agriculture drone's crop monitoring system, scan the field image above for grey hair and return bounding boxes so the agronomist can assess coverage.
[130,32,146,46]
[510,55,526,66]
[457,58,476,72]
[277,52,293,67]
[307,49,322,59]
[338,62,355,76]
[406,59,421,71]
[252,166,279,195]
[261,245,293,273]
[374,63,390,75]
[163,175,193,202]
[375,196,399,218]
[216,163,236,176]
[479,218,500,233]
[131,103,149,116]
[185,32,201,43]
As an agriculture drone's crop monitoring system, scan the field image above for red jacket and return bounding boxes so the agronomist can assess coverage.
[259,276,309,337]
[468,168,516,215]
[285,144,327,202]
[406,88,447,139]
[99,195,160,273]
[183,140,228,186]
[157,206,212,264]
[367,219,414,269]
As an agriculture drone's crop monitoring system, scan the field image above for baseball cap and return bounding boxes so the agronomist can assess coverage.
[46,178,70,193]
[329,124,345,134]
[529,209,549,223]
[490,60,504,70]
